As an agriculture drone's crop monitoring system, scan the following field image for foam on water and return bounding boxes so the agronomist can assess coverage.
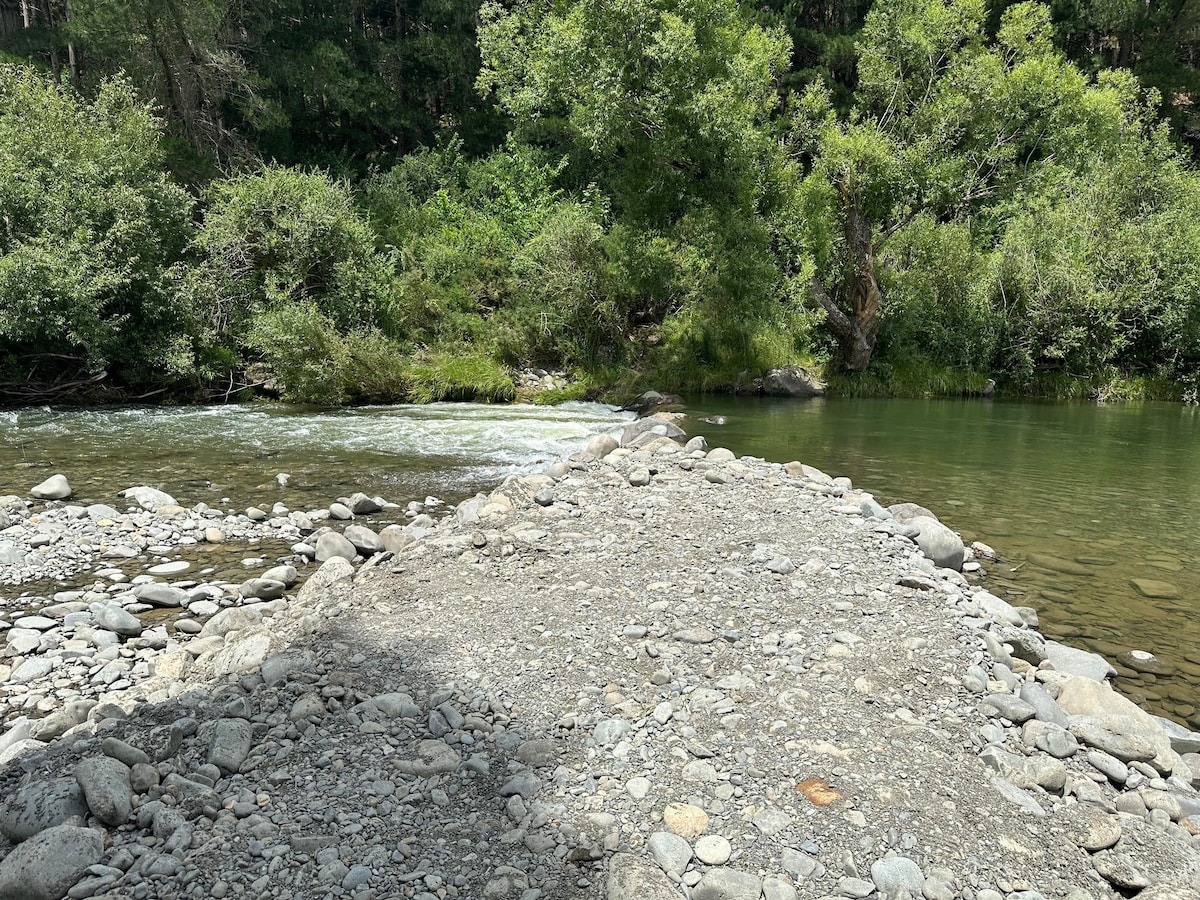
[0,402,634,508]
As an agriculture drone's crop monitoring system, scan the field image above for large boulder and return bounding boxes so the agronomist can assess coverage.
[0,779,89,842]
[30,474,71,501]
[620,418,686,448]
[1044,640,1116,682]
[1057,676,1180,775]
[910,515,965,571]
[621,391,684,415]
[761,365,825,398]
[118,486,177,511]
[315,532,357,563]
[0,824,103,900]
[74,756,133,826]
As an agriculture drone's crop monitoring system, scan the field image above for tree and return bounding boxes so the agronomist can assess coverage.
[477,0,790,223]
[787,0,1154,372]
[0,66,194,386]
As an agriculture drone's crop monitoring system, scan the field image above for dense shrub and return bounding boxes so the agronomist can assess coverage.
[0,67,194,384]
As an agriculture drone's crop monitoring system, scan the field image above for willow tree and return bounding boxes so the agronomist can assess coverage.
[786,0,1158,372]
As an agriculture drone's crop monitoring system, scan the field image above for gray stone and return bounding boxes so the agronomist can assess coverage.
[762,365,824,398]
[261,650,317,686]
[0,824,102,900]
[981,693,1038,724]
[100,737,149,768]
[133,584,187,607]
[586,434,620,458]
[289,694,327,721]
[85,504,121,521]
[0,779,89,842]
[910,516,965,570]
[766,556,795,575]
[210,630,271,677]
[378,524,413,555]
[74,756,132,826]
[366,692,421,718]
[343,524,384,555]
[1070,717,1157,763]
[296,557,354,603]
[0,542,24,566]
[870,857,925,895]
[119,486,177,511]
[979,746,1067,792]
[761,877,798,900]
[315,532,357,563]
[752,807,792,836]
[262,565,298,586]
[620,418,686,448]
[328,502,354,520]
[1020,682,1069,727]
[1057,676,1177,774]
[208,718,253,774]
[1087,750,1130,784]
[95,604,142,637]
[30,474,71,500]
[1092,843,1150,890]
[28,701,94,742]
[692,868,764,900]
[499,772,541,799]
[997,626,1048,665]
[606,852,683,900]
[200,606,262,638]
[646,831,692,875]
[10,657,54,684]
[594,719,631,746]
[887,502,936,523]
[238,578,286,600]
[1044,641,1116,681]
[780,848,819,880]
[694,834,732,865]
[347,492,382,514]
[1022,720,1079,758]
[1153,716,1200,755]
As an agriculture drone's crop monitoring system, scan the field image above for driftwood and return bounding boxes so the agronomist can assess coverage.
[0,368,112,405]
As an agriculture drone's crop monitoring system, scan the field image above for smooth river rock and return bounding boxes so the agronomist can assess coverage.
[606,853,683,900]
[0,824,103,900]
[910,516,965,571]
[315,532,357,563]
[30,474,71,500]
[74,756,133,826]
[0,779,89,842]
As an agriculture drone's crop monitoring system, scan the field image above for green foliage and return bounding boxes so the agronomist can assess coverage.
[984,127,1200,387]
[478,0,790,222]
[876,216,999,369]
[0,66,194,383]
[404,351,515,403]
[185,165,398,340]
[6,0,1200,405]
[826,363,994,398]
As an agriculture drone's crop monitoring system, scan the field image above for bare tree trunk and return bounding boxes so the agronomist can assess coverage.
[810,182,884,373]
[66,0,80,91]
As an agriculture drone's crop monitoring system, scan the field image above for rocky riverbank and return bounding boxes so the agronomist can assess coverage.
[1,419,1199,900]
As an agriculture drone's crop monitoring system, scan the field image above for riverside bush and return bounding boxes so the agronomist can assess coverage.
[0,68,194,385]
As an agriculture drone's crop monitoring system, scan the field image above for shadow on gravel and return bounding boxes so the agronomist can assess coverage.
[0,608,605,900]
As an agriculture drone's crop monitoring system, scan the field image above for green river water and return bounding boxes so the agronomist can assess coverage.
[1,397,1197,724]
[681,396,1200,725]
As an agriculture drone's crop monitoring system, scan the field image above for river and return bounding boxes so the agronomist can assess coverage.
[1,397,1197,724]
